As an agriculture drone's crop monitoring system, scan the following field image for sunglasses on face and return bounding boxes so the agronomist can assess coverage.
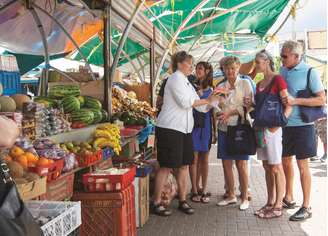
[280,54,288,59]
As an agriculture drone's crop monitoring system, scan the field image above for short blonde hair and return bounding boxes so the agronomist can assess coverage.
[221,56,241,68]
[282,40,303,57]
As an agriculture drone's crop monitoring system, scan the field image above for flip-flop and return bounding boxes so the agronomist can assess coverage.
[200,193,210,204]
[190,193,201,203]
[254,204,273,216]
[258,208,283,219]
[283,198,296,209]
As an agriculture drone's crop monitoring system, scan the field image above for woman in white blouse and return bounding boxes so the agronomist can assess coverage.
[215,56,254,211]
[153,51,216,216]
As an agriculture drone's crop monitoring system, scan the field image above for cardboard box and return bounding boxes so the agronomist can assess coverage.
[134,175,149,228]
[124,83,151,103]
[17,176,47,201]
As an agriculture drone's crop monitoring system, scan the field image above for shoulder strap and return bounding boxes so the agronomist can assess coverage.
[306,67,313,89]
[258,76,277,93]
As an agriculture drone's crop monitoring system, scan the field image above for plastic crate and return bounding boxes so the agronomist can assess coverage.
[120,128,139,138]
[76,150,102,167]
[29,159,65,182]
[72,184,136,236]
[0,71,21,95]
[39,172,75,201]
[26,200,82,236]
[82,166,136,192]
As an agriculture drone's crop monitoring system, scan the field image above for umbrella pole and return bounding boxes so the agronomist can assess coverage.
[109,0,146,87]
[150,25,156,106]
[32,3,96,81]
[103,3,112,115]
[29,7,49,96]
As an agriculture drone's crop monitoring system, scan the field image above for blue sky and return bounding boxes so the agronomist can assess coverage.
[278,0,327,35]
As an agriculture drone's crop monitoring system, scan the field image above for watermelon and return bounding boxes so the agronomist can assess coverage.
[89,109,103,124]
[34,97,57,108]
[70,109,94,125]
[48,84,80,98]
[101,109,109,122]
[84,96,102,110]
[77,96,85,107]
[62,96,80,113]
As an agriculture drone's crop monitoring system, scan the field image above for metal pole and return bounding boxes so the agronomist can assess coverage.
[182,0,257,32]
[103,3,112,115]
[110,0,146,86]
[153,0,211,85]
[29,7,49,96]
[32,3,96,81]
[136,56,145,81]
[187,0,223,53]
[150,25,156,106]
[111,40,143,82]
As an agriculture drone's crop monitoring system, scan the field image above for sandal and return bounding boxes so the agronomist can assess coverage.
[200,193,210,204]
[283,198,296,209]
[258,207,283,219]
[254,204,273,216]
[190,193,201,203]
[178,201,195,215]
[151,203,172,217]
[198,189,211,197]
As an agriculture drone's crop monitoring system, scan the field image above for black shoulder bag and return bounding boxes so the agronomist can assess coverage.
[227,107,256,156]
[0,159,43,236]
[297,68,327,123]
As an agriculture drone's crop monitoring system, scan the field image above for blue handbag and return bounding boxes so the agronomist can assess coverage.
[297,68,327,123]
[254,77,287,127]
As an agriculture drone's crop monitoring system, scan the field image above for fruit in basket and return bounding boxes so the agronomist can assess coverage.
[10,94,31,110]
[77,95,85,106]
[84,96,102,110]
[70,109,94,125]
[101,109,109,122]
[10,146,25,159]
[65,142,74,150]
[62,96,80,113]
[34,97,57,108]
[36,157,50,167]
[15,155,28,169]
[48,84,80,98]
[7,161,24,178]
[0,96,16,112]
[89,109,103,124]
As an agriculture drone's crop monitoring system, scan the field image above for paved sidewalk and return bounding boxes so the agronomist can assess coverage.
[138,144,327,236]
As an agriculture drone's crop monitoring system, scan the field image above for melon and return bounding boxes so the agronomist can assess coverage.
[10,94,31,110]
[0,96,16,112]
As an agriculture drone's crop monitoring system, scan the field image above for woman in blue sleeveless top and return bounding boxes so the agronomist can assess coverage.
[189,62,216,203]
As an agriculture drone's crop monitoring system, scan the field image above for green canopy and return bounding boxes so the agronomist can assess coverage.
[71,29,148,66]
[145,0,290,63]
[3,51,67,75]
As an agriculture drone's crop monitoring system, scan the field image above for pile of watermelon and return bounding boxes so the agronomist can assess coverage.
[63,96,108,126]
[35,85,109,127]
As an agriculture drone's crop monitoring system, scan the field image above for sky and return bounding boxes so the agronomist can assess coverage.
[277,0,327,36]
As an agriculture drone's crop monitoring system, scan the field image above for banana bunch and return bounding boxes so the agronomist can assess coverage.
[93,123,121,155]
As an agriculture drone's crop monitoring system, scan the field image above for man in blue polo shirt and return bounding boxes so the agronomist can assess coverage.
[280,40,326,221]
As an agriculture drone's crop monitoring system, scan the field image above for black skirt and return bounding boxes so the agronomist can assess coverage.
[155,126,194,168]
